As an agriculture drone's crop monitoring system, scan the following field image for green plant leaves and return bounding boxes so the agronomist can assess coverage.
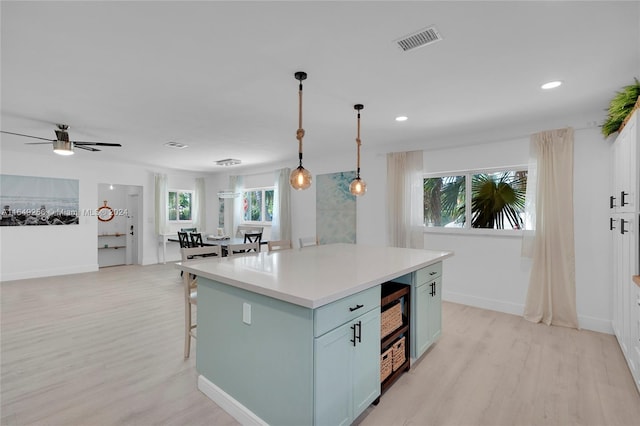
[602,78,640,137]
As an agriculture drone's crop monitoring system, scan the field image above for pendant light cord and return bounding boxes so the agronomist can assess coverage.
[356,108,362,177]
[297,80,305,167]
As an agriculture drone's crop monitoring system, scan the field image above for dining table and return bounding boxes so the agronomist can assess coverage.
[166,235,268,256]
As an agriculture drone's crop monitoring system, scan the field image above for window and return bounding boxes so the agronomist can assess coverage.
[242,187,274,223]
[424,168,527,230]
[168,190,193,222]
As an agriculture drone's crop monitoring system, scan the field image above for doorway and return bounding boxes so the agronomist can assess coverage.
[98,184,143,267]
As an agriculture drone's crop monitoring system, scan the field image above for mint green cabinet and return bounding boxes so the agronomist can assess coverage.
[411,263,443,360]
[314,307,381,426]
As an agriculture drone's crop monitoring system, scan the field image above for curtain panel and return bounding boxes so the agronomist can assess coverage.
[272,168,292,241]
[154,173,169,235]
[193,177,206,232]
[523,127,578,329]
[386,151,424,249]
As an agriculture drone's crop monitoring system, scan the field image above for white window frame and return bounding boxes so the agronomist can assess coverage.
[241,186,274,225]
[167,189,194,223]
[423,165,528,237]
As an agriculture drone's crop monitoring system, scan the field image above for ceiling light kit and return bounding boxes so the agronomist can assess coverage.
[289,71,312,190]
[349,104,367,196]
[0,124,122,156]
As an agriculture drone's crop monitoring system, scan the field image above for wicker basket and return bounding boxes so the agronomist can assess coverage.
[391,336,406,371]
[381,302,402,338]
[380,347,393,382]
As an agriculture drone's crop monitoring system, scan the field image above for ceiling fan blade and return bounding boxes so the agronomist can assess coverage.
[0,130,54,142]
[73,142,122,147]
[25,142,55,145]
[74,145,101,152]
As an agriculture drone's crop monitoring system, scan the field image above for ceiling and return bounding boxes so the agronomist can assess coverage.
[1,1,639,173]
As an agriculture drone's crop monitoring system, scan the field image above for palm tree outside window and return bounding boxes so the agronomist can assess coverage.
[424,169,527,230]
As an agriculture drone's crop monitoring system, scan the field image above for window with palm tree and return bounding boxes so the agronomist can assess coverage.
[242,187,274,223]
[424,169,527,230]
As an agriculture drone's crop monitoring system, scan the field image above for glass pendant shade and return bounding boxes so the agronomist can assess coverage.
[349,176,367,196]
[290,166,312,190]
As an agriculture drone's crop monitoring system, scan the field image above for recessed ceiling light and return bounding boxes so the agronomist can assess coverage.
[541,80,562,90]
[164,141,188,149]
[395,116,408,122]
[215,158,241,166]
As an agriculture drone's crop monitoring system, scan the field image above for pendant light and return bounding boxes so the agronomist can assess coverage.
[349,104,367,196]
[289,71,312,190]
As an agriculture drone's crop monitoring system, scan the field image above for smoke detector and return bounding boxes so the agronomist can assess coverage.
[164,141,188,149]
[395,26,443,52]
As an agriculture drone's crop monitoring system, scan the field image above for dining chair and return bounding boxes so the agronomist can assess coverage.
[180,245,221,358]
[267,239,292,252]
[243,232,262,246]
[190,232,204,247]
[227,241,260,257]
[298,236,319,248]
[177,231,191,248]
[177,231,192,276]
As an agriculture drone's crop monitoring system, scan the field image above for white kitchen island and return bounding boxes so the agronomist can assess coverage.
[177,243,453,426]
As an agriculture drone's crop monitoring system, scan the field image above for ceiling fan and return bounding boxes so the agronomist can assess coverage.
[1,124,122,155]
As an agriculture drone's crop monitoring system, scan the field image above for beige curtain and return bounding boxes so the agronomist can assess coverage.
[387,151,424,249]
[192,177,206,232]
[271,168,292,241]
[154,173,169,235]
[523,127,578,329]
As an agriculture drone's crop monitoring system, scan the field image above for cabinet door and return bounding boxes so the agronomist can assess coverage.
[612,215,622,337]
[314,308,380,426]
[414,282,432,359]
[314,322,352,426]
[428,277,442,344]
[352,308,381,419]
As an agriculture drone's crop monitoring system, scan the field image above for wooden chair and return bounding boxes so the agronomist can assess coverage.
[181,245,221,358]
[177,231,191,248]
[243,232,262,246]
[298,236,319,248]
[190,232,204,247]
[177,231,191,276]
[227,241,260,257]
[268,239,292,252]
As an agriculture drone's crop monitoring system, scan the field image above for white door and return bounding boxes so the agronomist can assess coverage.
[126,193,140,265]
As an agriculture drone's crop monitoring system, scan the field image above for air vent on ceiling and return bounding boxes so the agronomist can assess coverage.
[164,141,188,149]
[395,26,442,52]
[215,158,241,167]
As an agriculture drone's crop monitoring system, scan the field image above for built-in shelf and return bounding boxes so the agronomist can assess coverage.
[98,246,126,249]
[380,281,411,396]
[99,233,125,237]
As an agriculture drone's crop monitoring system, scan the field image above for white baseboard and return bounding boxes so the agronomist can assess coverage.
[198,375,268,426]
[443,291,613,335]
[1,264,98,282]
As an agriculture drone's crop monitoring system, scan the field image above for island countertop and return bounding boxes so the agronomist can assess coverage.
[176,243,453,308]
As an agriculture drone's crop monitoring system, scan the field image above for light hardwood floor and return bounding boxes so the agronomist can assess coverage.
[2,263,639,426]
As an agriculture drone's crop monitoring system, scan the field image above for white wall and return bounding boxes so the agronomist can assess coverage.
[0,150,206,280]
[1,127,613,334]
[423,128,611,333]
